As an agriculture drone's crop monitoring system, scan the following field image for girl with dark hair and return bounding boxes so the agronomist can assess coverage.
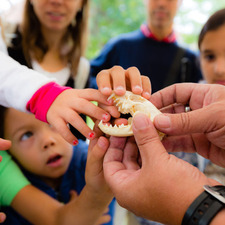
[198,8,225,186]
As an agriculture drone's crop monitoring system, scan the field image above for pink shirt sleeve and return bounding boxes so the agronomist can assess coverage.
[26,82,71,122]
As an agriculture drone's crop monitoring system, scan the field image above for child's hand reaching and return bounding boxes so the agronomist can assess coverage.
[86,124,113,202]
[46,88,116,145]
[96,66,152,126]
[44,66,151,145]
[97,66,151,99]
[94,207,111,225]
[66,124,113,225]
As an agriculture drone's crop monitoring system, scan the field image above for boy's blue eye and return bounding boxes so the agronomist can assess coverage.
[21,131,33,141]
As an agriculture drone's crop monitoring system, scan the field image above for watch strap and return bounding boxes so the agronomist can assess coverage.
[182,186,225,225]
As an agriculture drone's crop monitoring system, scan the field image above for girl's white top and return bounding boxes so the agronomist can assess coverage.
[0,33,53,112]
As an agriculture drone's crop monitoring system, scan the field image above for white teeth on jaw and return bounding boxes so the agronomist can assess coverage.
[98,91,165,139]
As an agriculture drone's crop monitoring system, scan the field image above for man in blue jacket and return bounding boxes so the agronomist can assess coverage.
[90,0,202,93]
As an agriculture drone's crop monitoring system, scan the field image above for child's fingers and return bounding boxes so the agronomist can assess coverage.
[90,136,109,162]
[98,104,120,119]
[96,70,113,96]
[141,75,151,99]
[69,190,78,201]
[109,66,126,95]
[95,214,111,225]
[125,67,143,94]
[76,89,112,105]
[87,136,109,181]
[63,110,98,140]
[71,99,112,122]
[102,207,109,214]
[49,117,78,145]
[97,66,127,96]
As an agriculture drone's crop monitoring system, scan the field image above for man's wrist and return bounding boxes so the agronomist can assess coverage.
[210,208,225,225]
[182,185,225,225]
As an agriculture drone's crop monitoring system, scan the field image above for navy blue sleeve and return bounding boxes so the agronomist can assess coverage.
[90,39,118,76]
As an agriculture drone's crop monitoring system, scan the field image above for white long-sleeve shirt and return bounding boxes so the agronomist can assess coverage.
[0,51,54,112]
[0,30,55,111]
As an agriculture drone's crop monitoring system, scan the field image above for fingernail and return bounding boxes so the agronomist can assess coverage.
[133,85,143,92]
[89,132,95,139]
[155,115,171,128]
[73,140,79,146]
[101,87,111,93]
[133,113,150,130]
[115,86,124,91]
[102,113,110,121]
[143,92,151,98]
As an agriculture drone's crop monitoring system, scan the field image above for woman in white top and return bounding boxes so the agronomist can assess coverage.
[7,0,90,88]
[5,0,90,139]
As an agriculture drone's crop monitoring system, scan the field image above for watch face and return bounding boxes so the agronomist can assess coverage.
[204,185,225,204]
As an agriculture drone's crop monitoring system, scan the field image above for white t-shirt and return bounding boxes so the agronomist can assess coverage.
[31,56,90,89]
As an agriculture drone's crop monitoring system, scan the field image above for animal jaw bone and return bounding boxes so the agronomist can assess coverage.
[98,91,165,139]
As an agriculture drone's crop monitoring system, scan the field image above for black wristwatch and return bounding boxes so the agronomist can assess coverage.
[182,185,225,225]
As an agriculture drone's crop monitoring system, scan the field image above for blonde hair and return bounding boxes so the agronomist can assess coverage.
[21,0,89,75]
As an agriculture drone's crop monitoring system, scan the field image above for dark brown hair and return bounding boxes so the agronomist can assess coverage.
[198,8,225,49]
[21,0,89,75]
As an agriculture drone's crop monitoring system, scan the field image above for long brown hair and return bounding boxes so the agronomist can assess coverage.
[21,0,89,75]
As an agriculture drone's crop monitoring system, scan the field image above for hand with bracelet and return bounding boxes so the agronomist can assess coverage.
[102,83,225,225]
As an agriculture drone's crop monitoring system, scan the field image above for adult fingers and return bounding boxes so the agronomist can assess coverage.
[103,136,128,179]
[154,105,224,137]
[132,113,167,166]
[123,136,141,170]
[150,83,208,110]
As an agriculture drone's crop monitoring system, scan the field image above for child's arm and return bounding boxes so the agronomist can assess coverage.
[8,177,110,225]
[56,125,114,225]
[0,54,150,145]
[8,131,112,225]
[27,84,113,144]
[0,52,111,144]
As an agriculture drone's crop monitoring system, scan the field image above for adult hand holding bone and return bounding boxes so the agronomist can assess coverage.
[150,83,225,168]
[103,113,221,225]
